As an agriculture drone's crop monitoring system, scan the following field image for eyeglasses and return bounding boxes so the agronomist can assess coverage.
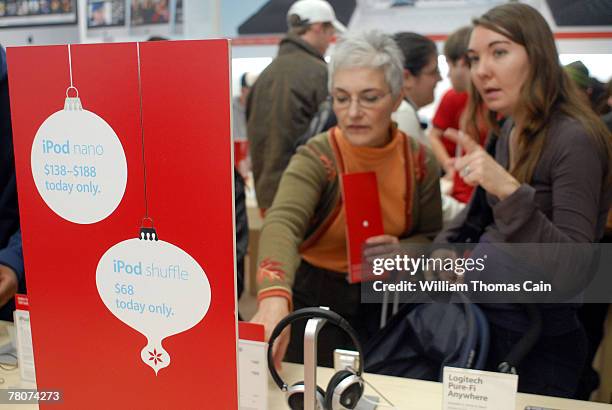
[331,91,391,109]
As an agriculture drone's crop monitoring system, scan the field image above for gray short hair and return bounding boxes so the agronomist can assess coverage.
[328,31,405,98]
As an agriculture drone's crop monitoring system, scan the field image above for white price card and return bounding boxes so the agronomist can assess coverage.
[238,322,268,410]
[443,367,518,410]
[13,294,36,382]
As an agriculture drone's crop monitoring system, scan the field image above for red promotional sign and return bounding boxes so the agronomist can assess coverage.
[238,321,264,343]
[342,172,385,283]
[8,40,237,409]
[14,293,29,311]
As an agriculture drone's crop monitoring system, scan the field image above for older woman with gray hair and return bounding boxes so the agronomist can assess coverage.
[251,30,442,369]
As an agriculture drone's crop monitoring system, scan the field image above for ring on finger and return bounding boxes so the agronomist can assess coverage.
[461,165,471,177]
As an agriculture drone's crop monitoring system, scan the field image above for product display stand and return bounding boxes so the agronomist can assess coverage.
[304,317,328,410]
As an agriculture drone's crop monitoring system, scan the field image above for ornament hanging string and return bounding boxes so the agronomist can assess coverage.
[136,43,156,240]
[66,44,78,99]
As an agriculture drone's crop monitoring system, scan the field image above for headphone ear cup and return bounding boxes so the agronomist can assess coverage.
[286,381,326,410]
[324,370,364,410]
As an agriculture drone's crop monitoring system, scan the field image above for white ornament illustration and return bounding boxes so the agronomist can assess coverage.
[96,229,211,375]
[31,45,127,224]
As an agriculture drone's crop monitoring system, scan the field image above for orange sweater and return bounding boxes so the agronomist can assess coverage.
[301,128,407,272]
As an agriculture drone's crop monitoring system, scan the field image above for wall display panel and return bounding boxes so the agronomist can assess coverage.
[87,0,125,28]
[546,0,612,26]
[0,0,77,28]
[131,0,168,26]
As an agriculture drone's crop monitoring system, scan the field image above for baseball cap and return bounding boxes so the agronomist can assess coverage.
[287,0,347,33]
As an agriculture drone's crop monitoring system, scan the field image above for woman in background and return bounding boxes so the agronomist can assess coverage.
[392,32,442,144]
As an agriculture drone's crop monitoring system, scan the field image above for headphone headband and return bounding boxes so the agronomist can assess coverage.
[267,307,364,390]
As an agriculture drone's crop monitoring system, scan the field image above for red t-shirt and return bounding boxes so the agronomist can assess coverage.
[432,89,468,157]
[432,89,488,203]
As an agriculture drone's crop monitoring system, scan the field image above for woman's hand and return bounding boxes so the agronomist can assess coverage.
[250,296,290,371]
[444,128,520,200]
[424,248,463,284]
[363,234,400,263]
[364,235,406,280]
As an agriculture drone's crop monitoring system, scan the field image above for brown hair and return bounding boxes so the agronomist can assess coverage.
[465,3,612,183]
[443,26,471,64]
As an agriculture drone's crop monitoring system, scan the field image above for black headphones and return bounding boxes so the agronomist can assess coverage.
[267,308,364,410]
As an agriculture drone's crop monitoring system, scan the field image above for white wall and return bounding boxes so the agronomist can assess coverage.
[559,54,612,83]
[184,0,219,40]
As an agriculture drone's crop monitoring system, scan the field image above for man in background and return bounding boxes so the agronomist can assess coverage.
[427,26,488,224]
[427,26,472,178]
[247,0,345,212]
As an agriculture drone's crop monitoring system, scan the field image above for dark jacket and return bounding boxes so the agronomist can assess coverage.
[0,46,24,320]
[246,34,328,209]
[436,114,611,335]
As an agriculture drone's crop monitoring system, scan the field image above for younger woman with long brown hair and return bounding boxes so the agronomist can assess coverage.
[435,2,611,398]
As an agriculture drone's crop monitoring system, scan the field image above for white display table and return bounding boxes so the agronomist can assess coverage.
[0,322,610,409]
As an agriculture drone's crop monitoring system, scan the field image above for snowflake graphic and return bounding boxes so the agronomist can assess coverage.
[148,348,163,366]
